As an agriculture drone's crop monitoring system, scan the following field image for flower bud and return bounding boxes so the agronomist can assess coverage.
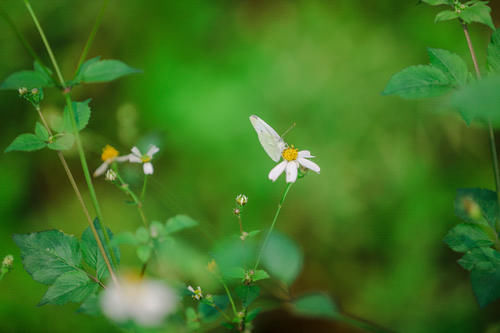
[18,87,28,95]
[235,194,248,206]
[31,88,39,95]
[2,255,13,268]
[233,208,241,216]
[240,231,249,241]
[105,169,117,181]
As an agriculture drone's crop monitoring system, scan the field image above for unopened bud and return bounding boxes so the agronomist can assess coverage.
[105,169,117,181]
[18,87,28,95]
[2,255,13,268]
[233,208,241,216]
[235,194,248,206]
[31,88,39,95]
[240,231,249,241]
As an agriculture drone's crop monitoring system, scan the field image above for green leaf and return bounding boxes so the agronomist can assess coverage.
[198,295,228,322]
[47,133,75,151]
[488,29,500,73]
[0,70,52,90]
[5,133,46,152]
[165,215,199,234]
[38,270,98,306]
[135,226,150,243]
[235,285,260,308]
[252,269,270,282]
[73,57,101,84]
[261,232,303,285]
[77,294,101,315]
[460,2,495,30]
[224,267,246,280]
[422,0,451,5]
[293,293,339,319]
[451,75,500,125]
[455,188,498,228]
[33,61,54,85]
[471,264,500,307]
[382,65,451,99]
[459,247,500,271]
[435,10,459,22]
[79,59,141,83]
[136,245,152,263]
[35,122,49,141]
[110,232,139,247]
[62,99,92,132]
[80,219,120,280]
[185,307,200,330]
[428,48,468,86]
[13,230,81,285]
[246,308,261,322]
[444,223,494,253]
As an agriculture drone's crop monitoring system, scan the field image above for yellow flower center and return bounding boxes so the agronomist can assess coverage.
[101,145,119,161]
[282,146,298,161]
[141,155,151,163]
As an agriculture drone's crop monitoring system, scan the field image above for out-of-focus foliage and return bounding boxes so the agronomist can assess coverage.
[1,0,500,332]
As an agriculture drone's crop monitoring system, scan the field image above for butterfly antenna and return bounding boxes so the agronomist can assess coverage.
[281,122,296,138]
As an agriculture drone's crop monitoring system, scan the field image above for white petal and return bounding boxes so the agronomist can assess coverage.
[268,161,287,182]
[144,163,154,175]
[298,157,320,173]
[116,155,131,162]
[286,161,298,183]
[147,145,160,158]
[298,150,314,158]
[93,162,109,177]
[128,155,142,163]
[131,146,142,157]
[187,286,195,293]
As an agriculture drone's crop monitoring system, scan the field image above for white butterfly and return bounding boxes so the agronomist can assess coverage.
[249,115,287,162]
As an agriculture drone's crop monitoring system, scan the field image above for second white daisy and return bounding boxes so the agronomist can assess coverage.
[268,147,320,183]
[128,145,160,175]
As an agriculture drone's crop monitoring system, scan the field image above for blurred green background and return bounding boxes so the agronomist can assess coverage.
[1,0,500,332]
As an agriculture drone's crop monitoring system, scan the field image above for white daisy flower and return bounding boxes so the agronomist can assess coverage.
[268,147,320,183]
[100,276,178,327]
[93,145,129,177]
[187,285,203,300]
[128,145,160,175]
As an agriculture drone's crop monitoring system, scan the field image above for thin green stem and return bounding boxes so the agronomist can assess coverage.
[73,0,110,77]
[462,23,500,233]
[114,169,149,227]
[254,182,293,270]
[141,174,148,202]
[220,278,238,316]
[213,303,232,322]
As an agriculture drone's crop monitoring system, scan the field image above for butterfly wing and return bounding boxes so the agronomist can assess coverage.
[250,115,285,162]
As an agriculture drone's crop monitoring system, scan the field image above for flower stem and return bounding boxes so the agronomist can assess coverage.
[73,0,109,78]
[254,182,293,270]
[141,174,148,202]
[114,169,149,227]
[462,23,500,232]
[23,0,117,267]
[220,278,238,316]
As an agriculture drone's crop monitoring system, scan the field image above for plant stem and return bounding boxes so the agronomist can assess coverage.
[220,278,238,316]
[73,0,109,77]
[463,23,500,232]
[35,107,117,284]
[24,0,117,267]
[213,303,232,322]
[254,182,293,270]
[114,170,149,227]
[141,174,148,202]
[236,214,244,235]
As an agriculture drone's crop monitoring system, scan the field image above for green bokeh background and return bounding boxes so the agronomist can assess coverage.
[1,0,500,332]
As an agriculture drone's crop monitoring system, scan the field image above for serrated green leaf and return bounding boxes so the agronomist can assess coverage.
[460,2,495,30]
[422,0,452,5]
[382,65,452,99]
[0,70,52,90]
[428,48,468,86]
[62,99,92,132]
[38,270,98,306]
[459,247,500,271]
[33,61,54,86]
[451,75,500,126]
[488,28,500,73]
[13,230,81,285]
[471,264,500,307]
[5,133,46,152]
[444,223,494,253]
[455,188,498,228]
[235,285,260,308]
[137,245,152,263]
[435,10,459,22]
[253,269,270,282]
[80,59,141,83]
[81,219,120,280]
[35,122,49,141]
[262,232,303,285]
[293,293,339,319]
[47,133,74,151]
[165,215,199,234]
[73,57,101,84]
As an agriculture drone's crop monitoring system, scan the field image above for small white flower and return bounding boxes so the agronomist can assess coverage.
[128,145,159,175]
[235,194,248,206]
[94,145,129,177]
[100,276,178,327]
[105,169,117,181]
[268,147,320,183]
[187,285,203,300]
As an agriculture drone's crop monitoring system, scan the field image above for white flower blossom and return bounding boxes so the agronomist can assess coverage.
[268,147,320,183]
[93,145,129,177]
[187,285,203,300]
[128,145,159,175]
[100,277,178,327]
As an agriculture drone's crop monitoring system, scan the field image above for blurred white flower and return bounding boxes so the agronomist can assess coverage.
[100,277,178,327]
[93,145,129,177]
[268,147,320,183]
[235,194,248,206]
[128,145,159,175]
[187,285,203,300]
